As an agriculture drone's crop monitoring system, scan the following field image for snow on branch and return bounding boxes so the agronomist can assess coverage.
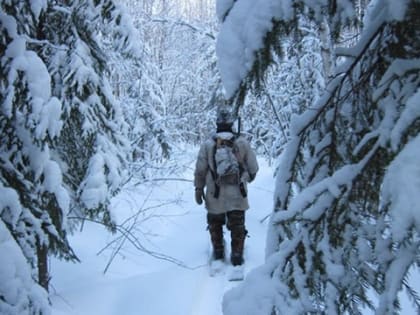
[222,1,419,314]
[149,17,216,40]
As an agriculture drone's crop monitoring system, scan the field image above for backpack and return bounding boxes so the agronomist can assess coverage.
[213,135,241,185]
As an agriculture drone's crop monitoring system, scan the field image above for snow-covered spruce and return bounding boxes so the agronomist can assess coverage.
[1,0,140,313]
[218,0,420,314]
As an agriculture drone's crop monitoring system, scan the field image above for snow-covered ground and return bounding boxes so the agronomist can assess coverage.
[50,154,419,315]
[50,157,275,315]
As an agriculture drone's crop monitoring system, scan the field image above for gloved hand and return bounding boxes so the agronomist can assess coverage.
[241,171,256,183]
[249,173,256,183]
[195,187,204,205]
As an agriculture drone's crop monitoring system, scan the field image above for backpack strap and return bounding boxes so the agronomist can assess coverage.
[209,140,220,198]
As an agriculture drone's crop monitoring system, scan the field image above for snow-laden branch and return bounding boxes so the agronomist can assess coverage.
[222,1,419,314]
[150,17,216,40]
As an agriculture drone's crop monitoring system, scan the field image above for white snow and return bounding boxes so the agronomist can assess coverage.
[43,160,70,213]
[382,134,420,242]
[36,97,63,140]
[30,0,47,20]
[390,88,420,151]
[385,0,410,21]
[1,28,69,221]
[216,0,285,98]
[0,11,18,39]
[4,36,65,142]
[0,220,50,315]
[0,183,22,227]
[79,154,108,209]
[44,151,420,315]
[216,0,411,99]
[50,156,275,315]
[5,37,26,59]
[216,0,235,21]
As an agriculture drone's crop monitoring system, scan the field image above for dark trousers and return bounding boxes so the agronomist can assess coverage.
[207,210,247,259]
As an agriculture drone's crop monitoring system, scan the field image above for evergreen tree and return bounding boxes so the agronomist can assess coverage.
[1,0,138,313]
[1,0,77,297]
[218,1,420,314]
[40,0,136,226]
[241,15,327,161]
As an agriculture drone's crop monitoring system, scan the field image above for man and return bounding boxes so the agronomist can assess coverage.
[194,107,258,266]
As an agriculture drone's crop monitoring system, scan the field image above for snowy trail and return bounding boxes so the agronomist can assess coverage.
[190,268,225,315]
[50,158,274,315]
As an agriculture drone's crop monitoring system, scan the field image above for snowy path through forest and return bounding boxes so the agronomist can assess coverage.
[50,157,275,315]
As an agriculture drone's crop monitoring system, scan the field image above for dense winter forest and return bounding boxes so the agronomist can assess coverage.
[1,0,419,314]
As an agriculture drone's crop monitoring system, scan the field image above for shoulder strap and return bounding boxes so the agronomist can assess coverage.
[210,142,220,198]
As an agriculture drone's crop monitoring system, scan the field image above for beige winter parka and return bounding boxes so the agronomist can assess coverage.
[194,132,259,214]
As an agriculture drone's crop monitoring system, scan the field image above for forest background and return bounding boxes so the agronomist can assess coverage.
[1,0,419,314]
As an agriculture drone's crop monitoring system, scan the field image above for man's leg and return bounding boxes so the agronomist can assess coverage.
[207,213,226,260]
[227,210,246,266]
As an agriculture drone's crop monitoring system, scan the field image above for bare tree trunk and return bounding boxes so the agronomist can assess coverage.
[37,241,49,292]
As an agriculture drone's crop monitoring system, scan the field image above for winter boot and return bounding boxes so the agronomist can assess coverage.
[230,232,245,266]
[207,213,226,260]
[227,210,246,266]
[230,252,244,266]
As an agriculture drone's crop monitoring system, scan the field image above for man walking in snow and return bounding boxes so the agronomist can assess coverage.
[194,106,258,266]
